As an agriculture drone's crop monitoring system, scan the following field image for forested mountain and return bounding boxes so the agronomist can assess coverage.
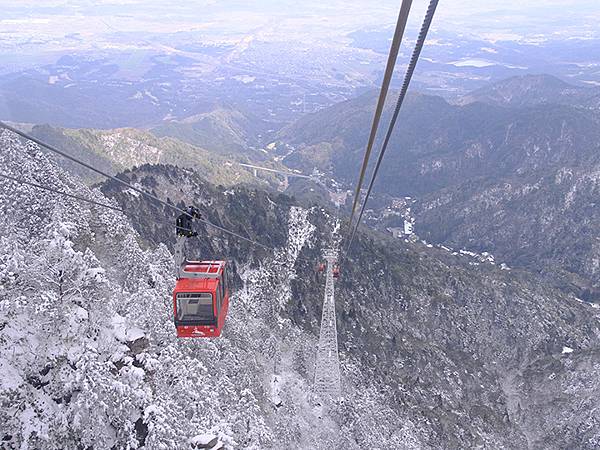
[414,161,600,300]
[151,107,270,156]
[277,76,600,300]
[278,84,600,197]
[2,128,600,448]
[27,124,260,186]
[457,74,600,109]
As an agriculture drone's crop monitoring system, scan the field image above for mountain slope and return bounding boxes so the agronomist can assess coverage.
[278,89,600,196]
[28,124,259,187]
[151,107,269,156]
[2,129,600,448]
[277,79,600,298]
[457,74,600,110]
[414,163,600,299]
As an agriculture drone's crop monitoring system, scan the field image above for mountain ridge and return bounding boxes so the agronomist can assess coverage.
[151,106,270,156]
[27,124,261,187]
[3,130,600,447]
[276,77,600,299]
[457,74,600,109]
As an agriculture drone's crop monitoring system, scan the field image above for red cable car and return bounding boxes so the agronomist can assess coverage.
[317,262,340,279]
[173,260,230,338]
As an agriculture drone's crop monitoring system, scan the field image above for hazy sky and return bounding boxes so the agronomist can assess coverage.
[1,0,598,45]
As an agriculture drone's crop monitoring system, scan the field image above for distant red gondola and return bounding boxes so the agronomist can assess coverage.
[173,260,230,338]
[333,265,340,279]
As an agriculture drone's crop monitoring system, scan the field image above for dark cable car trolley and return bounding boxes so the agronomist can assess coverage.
[173,206,231,338]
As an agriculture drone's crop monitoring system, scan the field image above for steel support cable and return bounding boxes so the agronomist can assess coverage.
[1,173,323,262]
[347,0,413,228]
[346,0,440,254]
[0,172,124,212]
[0,122,271,249]
[0,121,191,215]
[0,172,196,235]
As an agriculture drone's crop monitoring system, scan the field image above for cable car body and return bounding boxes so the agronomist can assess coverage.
[173,260,230,338]
[317,262,340,279]
[333,266,340,279]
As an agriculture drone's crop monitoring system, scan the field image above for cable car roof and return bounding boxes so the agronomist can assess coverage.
[180,260,226,279]
[175,277,219,292]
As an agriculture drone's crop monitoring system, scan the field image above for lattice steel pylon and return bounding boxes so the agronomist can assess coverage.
[313,249,341,401]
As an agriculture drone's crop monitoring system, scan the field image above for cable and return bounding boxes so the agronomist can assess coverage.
[0,121,191,216]
[0,172,203,235]
[346,0,440,254]
[0,172,124,212]
[347,0,413,229]
[0,123,270,249]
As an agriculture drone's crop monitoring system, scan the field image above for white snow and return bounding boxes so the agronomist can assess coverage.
[0,359,23,389]
[449,58,496,68]
[232,75,256,84]
[190,433,219,446]
[270,374,283,406]
[73,305,89,320]
[111,315,145,342]
[125,187,140,197]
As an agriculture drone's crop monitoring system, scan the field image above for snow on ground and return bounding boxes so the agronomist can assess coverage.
[111,314,145,342]
[190,433,219,448]
[0,131,428,449]
[232,75,256,84]
[270,374,283,407]
[286,206,316,261]
[449,58,496,68]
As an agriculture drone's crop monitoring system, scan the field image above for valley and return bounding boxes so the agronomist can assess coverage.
[7,74,599,303]
[2,130,600,448]
[275,75,600,300]
[2,2,600,449]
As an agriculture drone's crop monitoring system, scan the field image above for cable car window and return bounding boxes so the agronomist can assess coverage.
[176,292,214,322]
[215,284,222,314]
[227,267,234,291]
[220,274,226,300]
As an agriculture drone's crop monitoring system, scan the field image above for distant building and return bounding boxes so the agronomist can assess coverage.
[387,227,404,238]
[391,198,405,209]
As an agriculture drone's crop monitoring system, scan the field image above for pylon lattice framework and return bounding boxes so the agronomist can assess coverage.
[313,248,341,400]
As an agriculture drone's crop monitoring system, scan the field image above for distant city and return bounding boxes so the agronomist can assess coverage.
[1,1,599,130]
